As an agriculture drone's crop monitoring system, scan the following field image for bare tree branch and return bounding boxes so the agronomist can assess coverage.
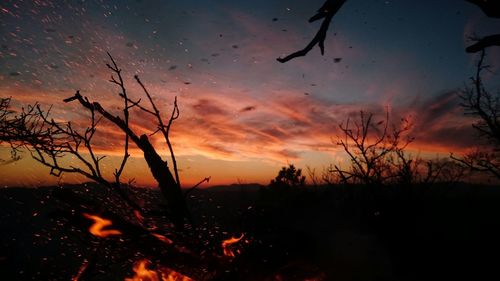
[134,76,181,190]
[333,110,415,186]
[105,52,130,185]
[459,51,500,142]
[277,0,347,63]
[466,34,500,53]
[184,176,211,198]
[455,50,500,179]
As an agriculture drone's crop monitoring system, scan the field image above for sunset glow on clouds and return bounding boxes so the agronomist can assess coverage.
[1,0,499,187]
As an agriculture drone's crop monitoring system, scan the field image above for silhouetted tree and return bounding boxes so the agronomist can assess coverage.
[332,110,414,186]
[0,98,14,141]
[451,0,500,179]
[0,97,53,163]
[453,51,500,179]
[0,97,20,161]
[269,164,306,188]
[7,54,190,227]
[330,110,466,187]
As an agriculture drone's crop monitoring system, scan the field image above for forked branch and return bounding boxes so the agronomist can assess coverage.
[277,0,347,63]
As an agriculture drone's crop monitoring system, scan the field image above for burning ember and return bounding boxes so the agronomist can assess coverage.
[82,213,122,238]
[222,233,245,257]
[125,259,193,281]
[134,210,145,224]
[152,233,174,245]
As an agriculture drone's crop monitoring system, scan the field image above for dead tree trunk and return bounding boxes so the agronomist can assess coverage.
[138,134,188,227]
[66,91,189,228]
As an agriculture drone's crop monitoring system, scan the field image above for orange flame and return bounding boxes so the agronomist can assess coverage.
[159,268,194,281]
[222,233,245,257]
[125,259,194,281]
[125,260,159,281]
[83,213,122,238]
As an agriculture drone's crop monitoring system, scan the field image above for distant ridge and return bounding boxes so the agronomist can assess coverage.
[205,183,264,192]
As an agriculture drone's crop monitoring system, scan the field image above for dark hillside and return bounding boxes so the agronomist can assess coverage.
[1,183,500,280]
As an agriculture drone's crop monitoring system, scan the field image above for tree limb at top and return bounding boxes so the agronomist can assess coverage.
[277,0,347,63]
[466,0,500,18]
[465,0,500,53]
[466,34,500,53]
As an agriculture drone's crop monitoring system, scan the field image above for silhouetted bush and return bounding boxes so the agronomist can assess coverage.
[269,164,306,189]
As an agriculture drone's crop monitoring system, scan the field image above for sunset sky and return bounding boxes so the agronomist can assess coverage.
[1,0,499,187]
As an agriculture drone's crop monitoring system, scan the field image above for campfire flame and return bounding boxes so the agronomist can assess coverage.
[222,233,245,257]
[83,213,122,238]
[125,259,194,281]
[159,268,194,281]
[125,259,159,281]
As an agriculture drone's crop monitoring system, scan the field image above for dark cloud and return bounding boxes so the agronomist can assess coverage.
[201,143,234,156]
[276,149,299,159]
[417,124,478,149]
[406,90,480,151]
[418,90,461,125]
[240,106,256,112]
[192,99,228,116]
[260,127,290,140]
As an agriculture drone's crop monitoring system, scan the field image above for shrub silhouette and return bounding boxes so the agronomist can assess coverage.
[269,164,306,189]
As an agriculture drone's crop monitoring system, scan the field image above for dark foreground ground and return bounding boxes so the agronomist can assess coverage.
[1,182,500,281]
